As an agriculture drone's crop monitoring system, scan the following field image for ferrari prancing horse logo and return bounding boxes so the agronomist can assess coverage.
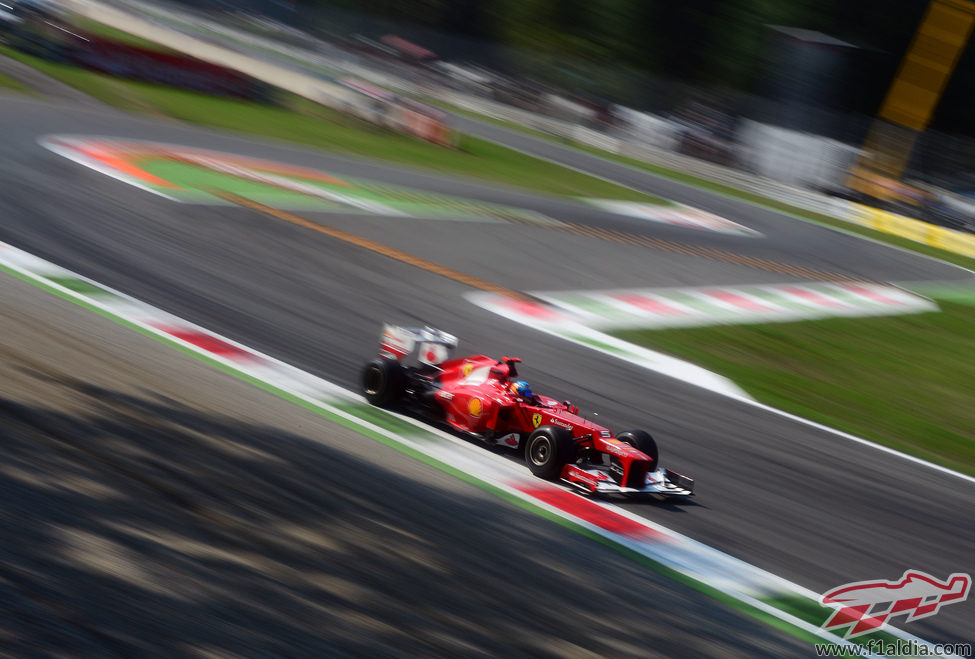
[462,362,474,376]
[469,398,482,417]
[532,413,542,428]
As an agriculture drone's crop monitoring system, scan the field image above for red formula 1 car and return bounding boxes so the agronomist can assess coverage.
[360,325,694,498]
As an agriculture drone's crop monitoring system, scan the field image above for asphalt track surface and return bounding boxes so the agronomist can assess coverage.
[1,92,973,646]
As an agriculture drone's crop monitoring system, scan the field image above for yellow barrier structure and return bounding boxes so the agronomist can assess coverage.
[848,203,975,258]
[857,0,975,178]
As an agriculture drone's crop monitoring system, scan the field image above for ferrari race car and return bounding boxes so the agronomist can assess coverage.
[360,325,694,498]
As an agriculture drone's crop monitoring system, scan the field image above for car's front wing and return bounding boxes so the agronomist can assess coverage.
[562,464,694,498]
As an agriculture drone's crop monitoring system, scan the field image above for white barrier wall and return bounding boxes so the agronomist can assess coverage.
[737,120,860,191]
[612,106,681,151]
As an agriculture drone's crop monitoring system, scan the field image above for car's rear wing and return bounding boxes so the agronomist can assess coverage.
[378,324,458,365]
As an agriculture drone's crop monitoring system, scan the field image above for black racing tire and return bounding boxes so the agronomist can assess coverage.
[525,426,575,480]
[617,429,658,468]
[361,358,406,407]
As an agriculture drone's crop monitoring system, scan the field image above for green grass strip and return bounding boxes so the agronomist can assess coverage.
[332,402,430,437]
[45,276,116,296]
[138,158,537,222]
[0,70,33,93]
[904,282,975,305]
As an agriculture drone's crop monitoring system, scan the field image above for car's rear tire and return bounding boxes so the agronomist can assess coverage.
[617,429,658,469]
[525,426,575,480]
[361,358,406,407]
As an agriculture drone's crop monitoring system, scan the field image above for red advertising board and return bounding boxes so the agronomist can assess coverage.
[67,34,267,100]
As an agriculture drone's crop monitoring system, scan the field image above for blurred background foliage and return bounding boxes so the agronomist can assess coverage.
[302,0,932,110]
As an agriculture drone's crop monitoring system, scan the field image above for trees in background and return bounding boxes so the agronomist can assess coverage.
[306,0,975,134]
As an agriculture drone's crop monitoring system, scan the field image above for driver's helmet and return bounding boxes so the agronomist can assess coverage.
[510,380,533,400]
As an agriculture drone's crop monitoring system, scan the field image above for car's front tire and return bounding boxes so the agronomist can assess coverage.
[617,429,658,469]
[525,426,575,480]
[361,358,406,407]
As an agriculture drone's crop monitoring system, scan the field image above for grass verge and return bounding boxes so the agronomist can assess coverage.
[0,69,31,93]
[614,300,975,476]
[0,46,658,202]
[441,102,975,272]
